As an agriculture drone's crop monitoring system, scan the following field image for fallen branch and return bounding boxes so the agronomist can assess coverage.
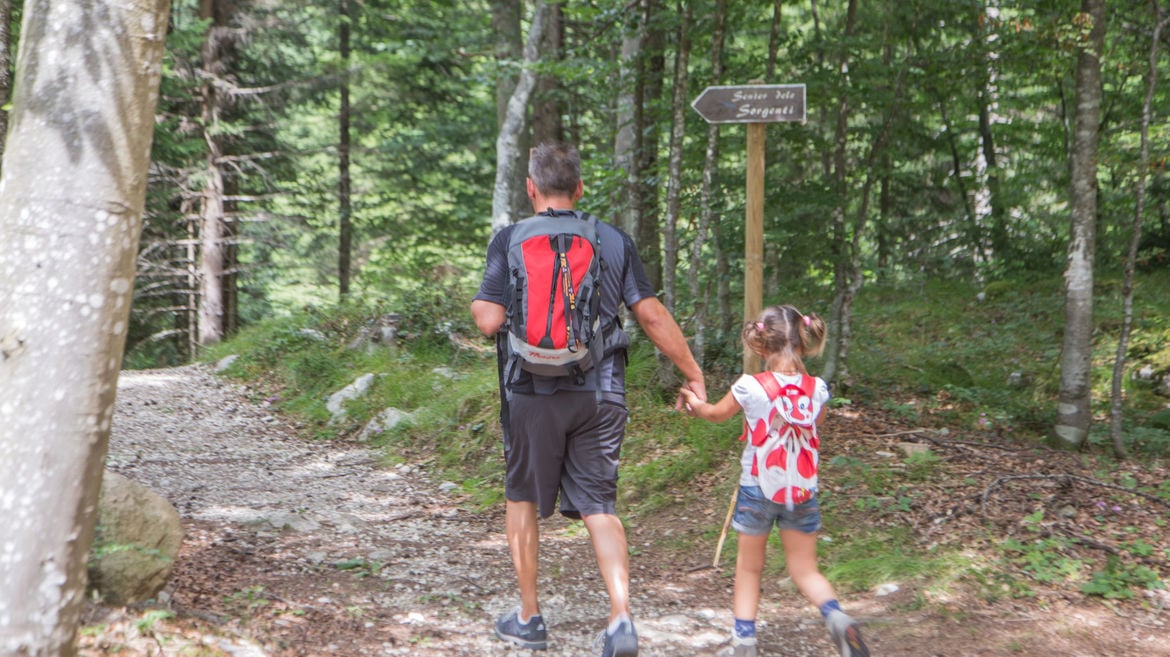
[981,473,1170,516]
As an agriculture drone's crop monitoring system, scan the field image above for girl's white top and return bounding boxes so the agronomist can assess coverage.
[731,371,830,488]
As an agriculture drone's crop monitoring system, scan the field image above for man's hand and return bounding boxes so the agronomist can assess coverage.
[629,298,706,409]
[470,300,506,337]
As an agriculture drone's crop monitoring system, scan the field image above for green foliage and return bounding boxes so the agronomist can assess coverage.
[1081,556,1165,600]
[817,528,965,593]
[843,270,1170,444]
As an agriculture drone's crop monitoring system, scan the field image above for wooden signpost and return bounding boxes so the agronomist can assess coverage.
[692,83,806,373]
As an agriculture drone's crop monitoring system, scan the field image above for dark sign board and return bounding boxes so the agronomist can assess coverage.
[691,84,806,124]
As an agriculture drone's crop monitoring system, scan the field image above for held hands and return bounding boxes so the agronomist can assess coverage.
[677,386,704,416]
[674,379,706,413]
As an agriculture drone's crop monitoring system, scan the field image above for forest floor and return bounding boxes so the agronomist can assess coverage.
[82,364,1169,657]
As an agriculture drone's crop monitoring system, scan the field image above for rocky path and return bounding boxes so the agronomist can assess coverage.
[96,365,857,657]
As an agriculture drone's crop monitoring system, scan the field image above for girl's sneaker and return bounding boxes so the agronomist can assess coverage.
[494,607,548,650]
[824,610,870,657]
[730,633,759,657]
[594,615,638,657]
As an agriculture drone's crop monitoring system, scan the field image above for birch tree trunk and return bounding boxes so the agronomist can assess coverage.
[1054,0,1105,449]
[975,0,1007,260]
[492,0,529,219]
[1109,5,1168,458]
[491,1,548,235]
[0,1,170,653]
[662,1,692,313]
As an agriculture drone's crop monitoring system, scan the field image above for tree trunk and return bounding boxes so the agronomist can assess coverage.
[199,128,226,345]
[613,7,640,237]
[492,0,528,218]
[491,1,548,235]
[532,2,563,145]
[338,0,353,298]
[822,0,859,386]
[186,202,199,361]
[692,0,727,358]
[1110,6,1168,459]
[662,1,692,313]
[0,1,170,652]
[1054,0,1105,449]
[197,0,238,346]
[764,0,784,295]
[634,0,666,293]
[975,0,1007,260]
[0,0,11,170]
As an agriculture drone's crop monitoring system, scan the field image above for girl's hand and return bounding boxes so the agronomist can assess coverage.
[678,388,700,415]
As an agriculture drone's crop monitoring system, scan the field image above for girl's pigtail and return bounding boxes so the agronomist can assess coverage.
[799,312,828,357]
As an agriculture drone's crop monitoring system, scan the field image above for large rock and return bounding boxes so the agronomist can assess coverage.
[88,471,184,605]
[326,373,378,423]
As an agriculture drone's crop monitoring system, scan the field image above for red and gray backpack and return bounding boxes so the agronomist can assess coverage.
[503,209,604,385]
[742,372,820,509]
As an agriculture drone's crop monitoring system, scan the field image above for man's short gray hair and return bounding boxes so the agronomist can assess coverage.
[528,142,581,197]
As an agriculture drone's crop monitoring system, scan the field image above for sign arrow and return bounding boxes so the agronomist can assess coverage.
[691,84,806,124]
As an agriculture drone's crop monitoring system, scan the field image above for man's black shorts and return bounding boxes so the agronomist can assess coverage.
[504,391,628,519]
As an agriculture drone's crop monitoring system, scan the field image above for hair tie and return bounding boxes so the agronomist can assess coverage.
[802,315,811,327]
[756,322,765,331]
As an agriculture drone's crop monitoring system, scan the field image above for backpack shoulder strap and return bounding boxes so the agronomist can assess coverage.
[798,374,816,398]
[753,371,783,401]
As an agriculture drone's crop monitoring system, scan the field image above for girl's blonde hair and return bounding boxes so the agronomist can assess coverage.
[741,304,827,372]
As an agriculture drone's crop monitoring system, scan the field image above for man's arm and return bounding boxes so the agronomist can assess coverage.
[629,297,706,407]
[471,299,506,337]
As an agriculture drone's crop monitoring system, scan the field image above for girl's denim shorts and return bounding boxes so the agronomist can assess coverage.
[731,484,822,535]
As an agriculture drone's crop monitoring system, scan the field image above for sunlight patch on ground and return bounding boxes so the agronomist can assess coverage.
[118,372,190,388]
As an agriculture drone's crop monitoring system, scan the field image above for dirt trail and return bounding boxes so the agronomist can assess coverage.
[82,364,1168,657]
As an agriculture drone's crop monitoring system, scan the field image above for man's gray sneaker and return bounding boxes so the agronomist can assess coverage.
[730,633,759,657]
[495,607,548,650]
[594,615,638,657]
[825,609,870,657]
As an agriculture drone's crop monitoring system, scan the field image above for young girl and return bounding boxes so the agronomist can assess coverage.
[679,305,870,657]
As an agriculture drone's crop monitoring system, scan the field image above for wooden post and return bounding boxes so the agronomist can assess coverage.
[744,122,765,374]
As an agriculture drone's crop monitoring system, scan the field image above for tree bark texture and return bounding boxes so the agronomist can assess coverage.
[1109,5,1168,458]
[197,0,239,346]
[338,0,353,298]
[662,1,692,313]
[492,0,529,219]
[532,2,563,145]
[0,1,170,653]
[613,9,640,238]
[491,1,548,235]
[1054,0,1105,449]
[0,0,11,171]
[822,0,859,386]
[693,0,727,357]
[975,0,1006,260]
[634,0,666,293]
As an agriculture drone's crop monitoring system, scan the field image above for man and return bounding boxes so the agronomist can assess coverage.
[471,142,706,656]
